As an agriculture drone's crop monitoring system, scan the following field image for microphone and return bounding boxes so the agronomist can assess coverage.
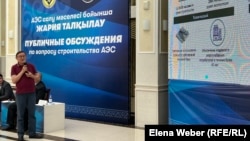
[23,62,28,73]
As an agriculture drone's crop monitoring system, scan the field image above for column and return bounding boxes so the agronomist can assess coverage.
[135,0,168,127]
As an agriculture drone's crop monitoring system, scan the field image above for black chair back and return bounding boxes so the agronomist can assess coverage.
[44,88,51,101]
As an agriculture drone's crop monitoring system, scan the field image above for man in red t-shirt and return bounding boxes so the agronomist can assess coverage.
[11,51,43,141]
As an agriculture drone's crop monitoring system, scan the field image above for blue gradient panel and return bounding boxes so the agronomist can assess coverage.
[21,0,130,124]
[35,106,44,133]
[169,79,250,125]
[1,102,44,132]
[1,102,12,127]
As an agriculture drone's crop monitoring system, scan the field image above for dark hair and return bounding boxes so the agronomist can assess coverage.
[16,51,26,58]
[0,73,2,78]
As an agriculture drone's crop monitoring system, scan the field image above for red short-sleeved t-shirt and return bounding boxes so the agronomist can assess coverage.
[11,63,37,94]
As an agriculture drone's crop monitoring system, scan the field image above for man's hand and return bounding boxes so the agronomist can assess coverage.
[25,72,33,78]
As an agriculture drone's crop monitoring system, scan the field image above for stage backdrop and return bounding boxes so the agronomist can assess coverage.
[21,0,130,124]
[169,0,250,124]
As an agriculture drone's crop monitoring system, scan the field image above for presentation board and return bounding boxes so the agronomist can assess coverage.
[169,0,250,124]
[169,0,250,85]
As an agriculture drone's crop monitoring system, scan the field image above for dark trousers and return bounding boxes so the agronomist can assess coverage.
[16,93,36,137]
[7,102,17,127]
[7,102,28,130]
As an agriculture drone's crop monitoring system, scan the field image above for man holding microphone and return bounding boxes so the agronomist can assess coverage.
[11,51,43,141]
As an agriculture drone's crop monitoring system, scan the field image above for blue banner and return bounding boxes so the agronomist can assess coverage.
[21,0,130,124]
[169,80,250,124]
